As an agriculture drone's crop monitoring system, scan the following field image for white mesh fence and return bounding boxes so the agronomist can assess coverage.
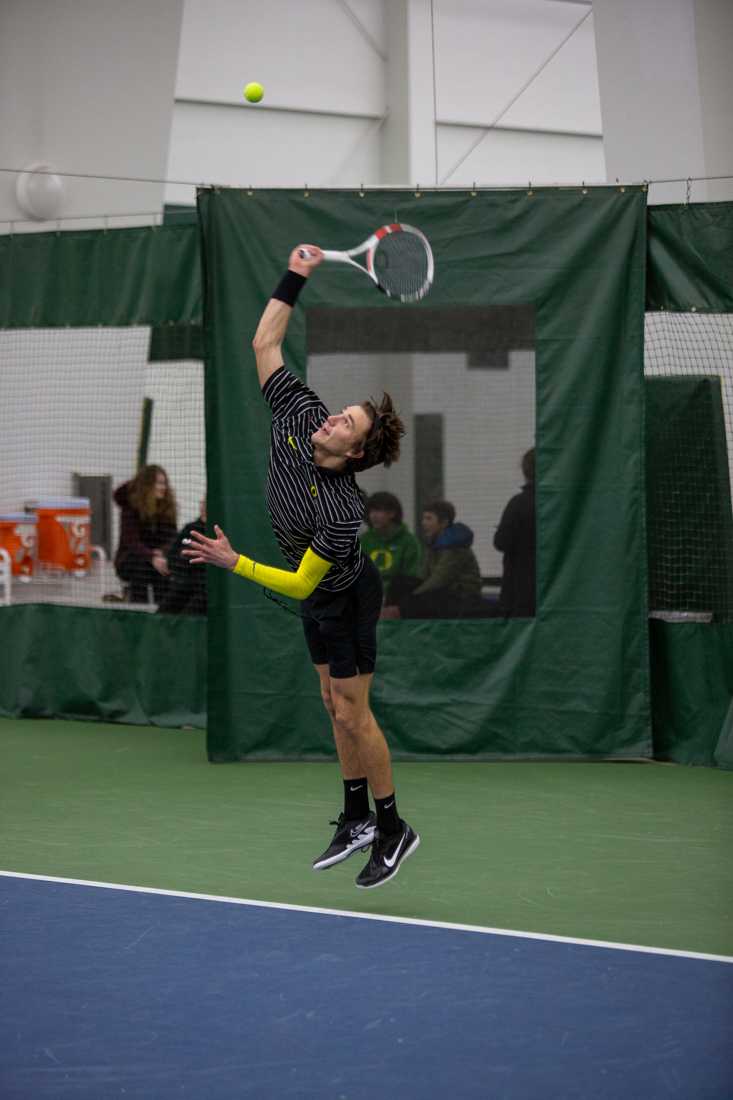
[0,327,205,612]
[644,312,733,622]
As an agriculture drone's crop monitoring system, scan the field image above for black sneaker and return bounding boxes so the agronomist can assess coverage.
[312,812,377,871]
[355,819,420,889]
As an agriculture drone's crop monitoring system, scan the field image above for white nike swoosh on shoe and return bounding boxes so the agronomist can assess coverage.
[354,833,420,889]
[383,832,407,868]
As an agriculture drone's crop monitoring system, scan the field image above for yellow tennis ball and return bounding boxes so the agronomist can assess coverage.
[244,82,264,103]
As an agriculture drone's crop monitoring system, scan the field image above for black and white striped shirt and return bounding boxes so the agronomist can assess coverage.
[262,367,366,593]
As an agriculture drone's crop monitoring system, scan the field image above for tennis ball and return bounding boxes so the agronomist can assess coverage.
[244,82,264,103]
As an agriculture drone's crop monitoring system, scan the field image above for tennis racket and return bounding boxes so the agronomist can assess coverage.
[299,223,433,303]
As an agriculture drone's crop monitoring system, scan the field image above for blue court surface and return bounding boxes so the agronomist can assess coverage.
[1,872,731,1100]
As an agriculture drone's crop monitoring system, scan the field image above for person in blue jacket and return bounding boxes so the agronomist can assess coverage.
[391,500,482,618]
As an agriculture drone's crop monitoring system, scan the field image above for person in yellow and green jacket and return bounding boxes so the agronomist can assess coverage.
[359,492,423,602]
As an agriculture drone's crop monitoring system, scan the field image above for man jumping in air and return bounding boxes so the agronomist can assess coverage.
[183,244,420,889]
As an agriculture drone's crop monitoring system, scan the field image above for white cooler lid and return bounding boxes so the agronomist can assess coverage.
[28,498,90,509]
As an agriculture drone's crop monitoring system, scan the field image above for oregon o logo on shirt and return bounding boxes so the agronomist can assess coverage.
[310,484,318,497]
[370,548,394,572]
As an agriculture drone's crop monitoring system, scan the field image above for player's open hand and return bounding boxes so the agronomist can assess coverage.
[289,244,324,277]
[181,525,238,571]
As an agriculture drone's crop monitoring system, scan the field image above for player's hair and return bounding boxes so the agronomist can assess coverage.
[129,464,178,525]
[350,393,405,473]
[366,491,403,523]
[423,500,456,527]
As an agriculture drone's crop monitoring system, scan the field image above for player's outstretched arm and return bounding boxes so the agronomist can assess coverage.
[182,524,331,599]
[252,245,323,388]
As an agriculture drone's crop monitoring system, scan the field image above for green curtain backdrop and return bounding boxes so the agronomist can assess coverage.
[0,223,201,328]
[2,202,728,763]
[647,202,733,312]
[650,620,733,769]
[198,186,650,762]
[0,606,206,728]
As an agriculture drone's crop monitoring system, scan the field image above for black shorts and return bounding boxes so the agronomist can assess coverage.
[301,556,383,679]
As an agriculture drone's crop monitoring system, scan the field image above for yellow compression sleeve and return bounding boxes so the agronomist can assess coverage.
[232,546,331,599]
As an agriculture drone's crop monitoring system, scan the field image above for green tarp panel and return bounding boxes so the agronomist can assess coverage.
[0,223,201,328]
[715,698,733,770]
[0,605,206,728]
[163,204,198,226]
[645,376,733,620]
[647,203,733,312]
[650,620,733,768]
[198,186,651,761]
[148,323,204,362]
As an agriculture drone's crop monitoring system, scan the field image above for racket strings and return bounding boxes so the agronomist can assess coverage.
[373,231,432,301]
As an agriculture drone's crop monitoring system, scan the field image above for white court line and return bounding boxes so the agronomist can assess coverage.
[2,869,732,965]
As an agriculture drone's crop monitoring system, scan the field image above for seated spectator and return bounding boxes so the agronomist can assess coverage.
[113,465,177,604]
[157,497,208,616]
[359,491,422,601]
[390,500,482,619]
[493,447,536,617]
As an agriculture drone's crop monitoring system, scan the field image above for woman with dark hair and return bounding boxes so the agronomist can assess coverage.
[113,464,178,603]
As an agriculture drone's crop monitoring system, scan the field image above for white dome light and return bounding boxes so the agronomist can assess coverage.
[16,163,65,221]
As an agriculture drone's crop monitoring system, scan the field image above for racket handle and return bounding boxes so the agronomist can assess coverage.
[297,248,347,262]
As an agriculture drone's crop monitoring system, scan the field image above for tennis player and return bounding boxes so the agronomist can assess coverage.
[183,245,420,889]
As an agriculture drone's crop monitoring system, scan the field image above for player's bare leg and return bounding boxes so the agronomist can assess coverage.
[329,674,420,889]
[311,665,376,871]
[315,664,365,779]
[329,673,393,797]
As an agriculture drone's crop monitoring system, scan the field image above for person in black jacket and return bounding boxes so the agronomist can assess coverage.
[113,464,177,604]
[494,448,536,617]
[157,498,208,615]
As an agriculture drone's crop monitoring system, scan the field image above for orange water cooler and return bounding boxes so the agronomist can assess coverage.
[32,498,91,576]
[0,513,38,579]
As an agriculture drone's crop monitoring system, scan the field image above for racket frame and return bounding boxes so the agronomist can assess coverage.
[301,223,433,302]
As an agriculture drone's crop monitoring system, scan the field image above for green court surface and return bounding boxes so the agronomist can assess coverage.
[2,717,731,957]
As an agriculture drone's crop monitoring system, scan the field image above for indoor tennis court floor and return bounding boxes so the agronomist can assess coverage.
[2,718,732,1098]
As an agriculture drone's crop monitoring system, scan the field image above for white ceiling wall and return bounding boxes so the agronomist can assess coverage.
[175,0,385,116]
[0,0,183,231]
[435,0,603,186]
[166,0,387,202]
[593,0,733,203]
[3,0,730,225]
[165,0,605,205]
[434,0,600,134]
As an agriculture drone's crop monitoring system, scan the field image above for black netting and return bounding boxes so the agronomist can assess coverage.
[644,312,733,622]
